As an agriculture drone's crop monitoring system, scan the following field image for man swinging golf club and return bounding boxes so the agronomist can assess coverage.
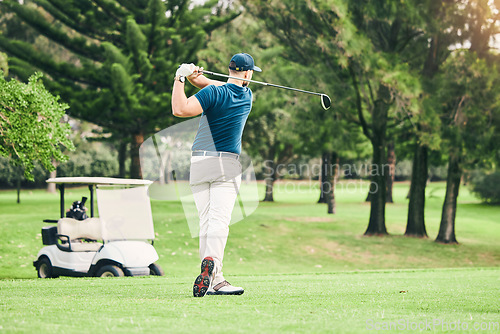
[172,53,261,297]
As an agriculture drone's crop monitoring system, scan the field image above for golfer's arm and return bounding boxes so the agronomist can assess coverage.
[172,81,203,117]
[188,75,225,89]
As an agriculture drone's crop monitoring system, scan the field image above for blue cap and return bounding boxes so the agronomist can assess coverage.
[229,53,262,72]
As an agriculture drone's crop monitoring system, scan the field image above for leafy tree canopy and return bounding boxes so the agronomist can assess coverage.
[0,72,74,180]
[0,0,238,178]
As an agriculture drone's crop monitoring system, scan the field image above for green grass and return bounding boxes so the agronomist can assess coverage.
[0,181,499,332]
[0,268,498,333]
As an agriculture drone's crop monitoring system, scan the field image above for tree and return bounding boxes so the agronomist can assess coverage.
[404,0,458,238]
[292,65,363,213]
[245,1,367,212]
[318,151,338,213]
[434,0,500,244]
[0,72,74,181]
[385,142,396,203]
[435,51,499,243]
[296,92,364,213]
[348,1,425,236]
[248,0,424,234]
[245,88,297,202]
[0,0,237,178]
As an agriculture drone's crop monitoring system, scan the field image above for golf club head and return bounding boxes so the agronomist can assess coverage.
[321,94,332,110]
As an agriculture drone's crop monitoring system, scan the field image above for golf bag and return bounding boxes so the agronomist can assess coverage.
[66,196,89,220]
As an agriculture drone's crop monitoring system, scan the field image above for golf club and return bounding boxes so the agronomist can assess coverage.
[202,70,332,110]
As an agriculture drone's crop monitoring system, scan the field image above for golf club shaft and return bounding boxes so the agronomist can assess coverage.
[202,70,324,97]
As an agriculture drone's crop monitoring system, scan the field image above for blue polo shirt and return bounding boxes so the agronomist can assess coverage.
[192,83,252,155]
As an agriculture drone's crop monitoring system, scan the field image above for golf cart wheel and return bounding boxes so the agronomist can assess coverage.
[96,265,124,278]
[37,257,58,279]
[149,263,164,276]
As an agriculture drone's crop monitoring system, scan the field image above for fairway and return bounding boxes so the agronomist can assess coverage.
[0,268,498,333]
[1,181,499,332]
[3,0,500,332]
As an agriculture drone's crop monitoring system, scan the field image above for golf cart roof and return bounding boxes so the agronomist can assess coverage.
[46,177,153,186]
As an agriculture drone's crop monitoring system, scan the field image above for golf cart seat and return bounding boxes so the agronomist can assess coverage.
[57,218,103,252]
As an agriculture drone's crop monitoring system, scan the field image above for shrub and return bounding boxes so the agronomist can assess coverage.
[395,160,412,181]
[429,165,448,181]
[0,143,119,189]
[0,157,48,188]
[57,143,118,178]
[470,171,500,204]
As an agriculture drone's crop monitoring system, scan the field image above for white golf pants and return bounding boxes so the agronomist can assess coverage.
[190,155,242,285]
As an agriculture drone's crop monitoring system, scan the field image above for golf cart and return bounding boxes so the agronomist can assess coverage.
[33,177,164,278]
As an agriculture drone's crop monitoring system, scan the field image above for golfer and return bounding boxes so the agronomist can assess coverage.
[172,53,261,297]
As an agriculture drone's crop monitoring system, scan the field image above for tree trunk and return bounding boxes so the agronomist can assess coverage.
[130,133,144,179]
[47,169,57,193]
[365,163,372,202]
[435,155,461,244]
[365,188,372,202]
[47,159,58,193]
[365,139,388,235]
[348,66,389,235]
[386,142,395,203]
[263,159,276,202]
[404,33,439,206]
[158,151,172,184]
[364,85,390,236]
[164,151,172,184]
[325,152,339,214]
[318,152,328,203]
[366,142,395,203]
[405,144,428,237]
[118,140,128,178]
[16,166,22,204]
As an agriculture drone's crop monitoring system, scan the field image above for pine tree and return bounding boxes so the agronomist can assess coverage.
[434,0,500,244]
[244,1,366,212]
[435,55,499,243]
[0,0,238,178]
[249,0,424,234]
[404,0,457,238]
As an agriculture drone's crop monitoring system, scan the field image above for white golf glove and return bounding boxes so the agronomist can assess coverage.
[176,63,195,77]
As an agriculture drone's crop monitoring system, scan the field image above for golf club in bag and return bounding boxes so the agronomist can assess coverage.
[202,70,332,110]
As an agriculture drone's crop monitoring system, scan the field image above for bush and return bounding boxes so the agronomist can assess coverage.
[429,165,448,181]
[394,160,412,181]
[470,171,500,204]
[0,157,48,188]
[0,142,119,189]
[57,146,118,178]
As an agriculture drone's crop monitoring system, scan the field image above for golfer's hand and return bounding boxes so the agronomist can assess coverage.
[186,65,217,89]
[187,66,204,80]
[176,63,195,77]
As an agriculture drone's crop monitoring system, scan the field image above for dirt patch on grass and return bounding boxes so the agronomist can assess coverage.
[302,241,374,262]
[300,239,428,266]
